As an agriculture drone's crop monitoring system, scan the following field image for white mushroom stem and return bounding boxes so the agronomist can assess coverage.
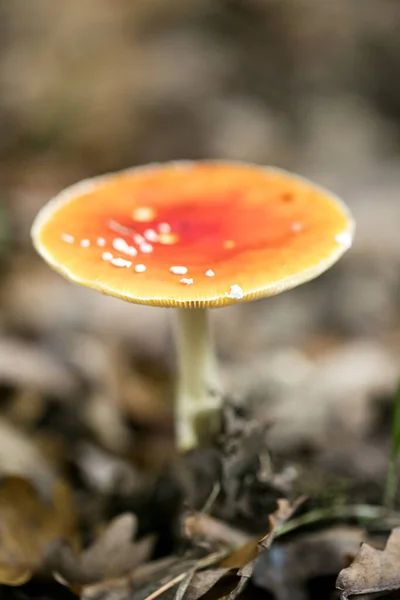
[174,308,221,451]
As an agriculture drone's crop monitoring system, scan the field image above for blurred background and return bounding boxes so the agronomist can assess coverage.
[0,0,399,498]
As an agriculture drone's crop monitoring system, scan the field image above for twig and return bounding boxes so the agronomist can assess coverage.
[184,513,251,548]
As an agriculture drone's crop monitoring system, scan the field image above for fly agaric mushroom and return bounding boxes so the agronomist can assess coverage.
[31,161,354,450]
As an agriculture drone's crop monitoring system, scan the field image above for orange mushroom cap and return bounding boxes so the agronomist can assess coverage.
[31,161,354,308]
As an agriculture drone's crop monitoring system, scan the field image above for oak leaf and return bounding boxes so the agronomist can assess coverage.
[336,527,400,599]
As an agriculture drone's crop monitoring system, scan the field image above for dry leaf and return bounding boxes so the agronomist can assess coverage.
[52,513,155,590]
[82,554,220,600]
[175,498,302,600]
[0,476,77,585]
[183,569,234,600]
[336,527,400,598]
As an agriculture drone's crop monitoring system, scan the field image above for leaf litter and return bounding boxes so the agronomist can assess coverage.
[0,337,399,600]
[336,527,400,599]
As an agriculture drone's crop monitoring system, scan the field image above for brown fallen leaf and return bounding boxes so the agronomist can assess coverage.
[176,498,303,600]
[336,527,400,599]
[0,476,77,585]
[51,513,156,590]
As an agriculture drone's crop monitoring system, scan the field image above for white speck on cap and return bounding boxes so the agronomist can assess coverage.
[111,257,132,268]
[226,284,244,300]
[102,252,113,261]
[135,264,146,273]
[134,234,145,245]
[97,237,106,246]
[113,238,127,252]
[80,239,91,248]
[112,237,137,256]
[170,266,188,275]
[180,278,194,285]
[144,229,159,242]
[140,242,153,254]
[335,232,352,249]
[205,269,215,277]
[61,234,74,244]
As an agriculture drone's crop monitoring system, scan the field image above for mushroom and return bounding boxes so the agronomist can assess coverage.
[31,161,354,451]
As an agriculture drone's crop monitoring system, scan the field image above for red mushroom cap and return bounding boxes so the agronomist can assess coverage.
[31,161,354,308]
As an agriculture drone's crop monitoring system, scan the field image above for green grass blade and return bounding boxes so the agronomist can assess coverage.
[384,379,400,509]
